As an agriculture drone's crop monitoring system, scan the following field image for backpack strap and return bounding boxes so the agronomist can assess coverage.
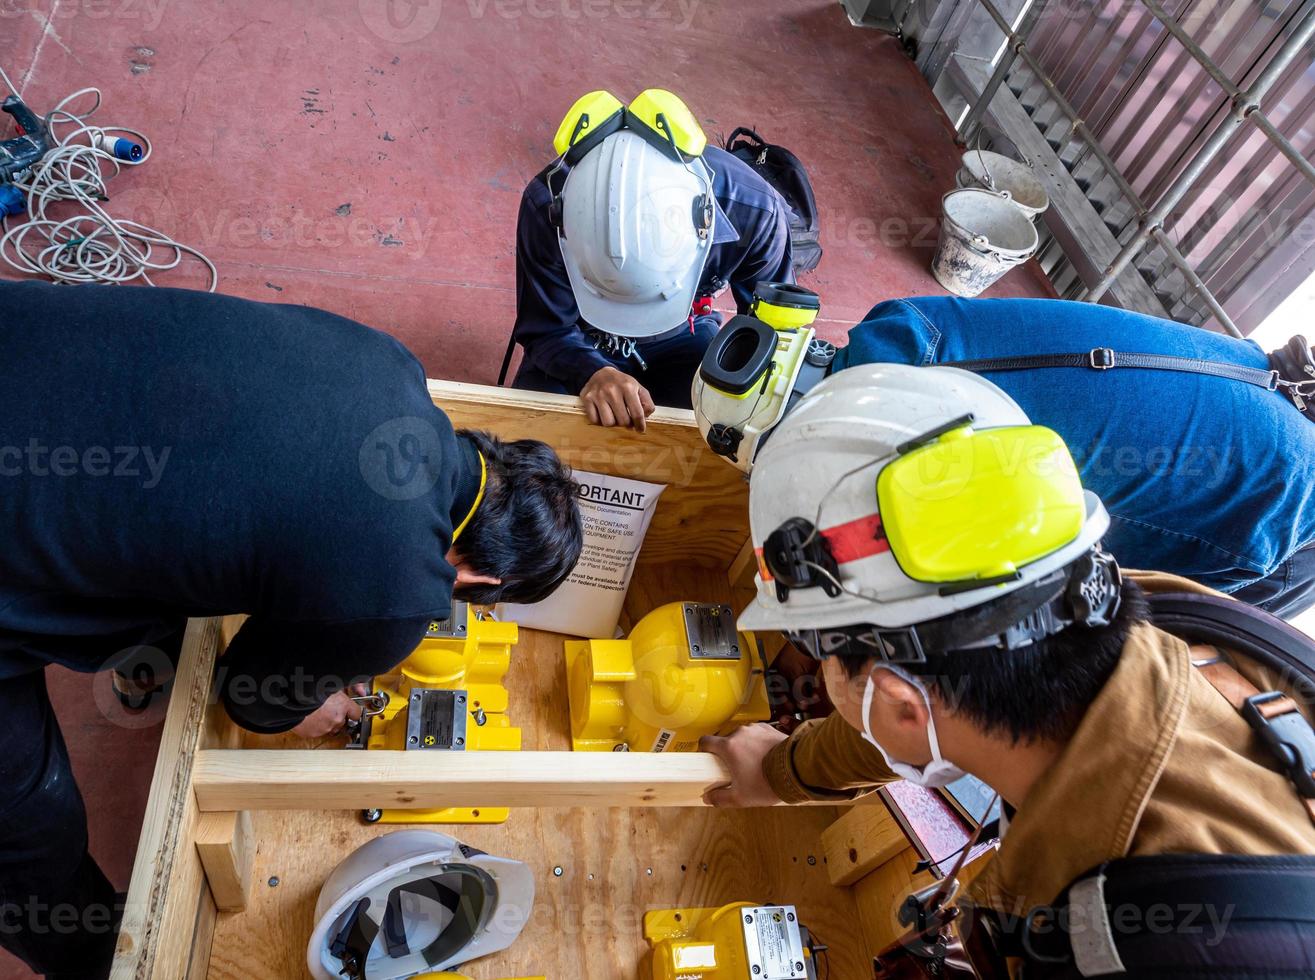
[943,347,1315,412]
[496,331,517,387]
[1194,656,1315,825]
[1148,592,1315,825]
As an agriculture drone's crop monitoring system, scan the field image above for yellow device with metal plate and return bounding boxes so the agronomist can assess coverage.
[564,602,770,753]
[644,903,817,980]
[350,601,520,825]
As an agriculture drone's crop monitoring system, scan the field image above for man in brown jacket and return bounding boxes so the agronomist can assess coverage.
[701,364,1315,975]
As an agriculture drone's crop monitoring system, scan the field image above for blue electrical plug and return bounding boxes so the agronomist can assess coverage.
[0,183,24,217]
[94,134,144,162]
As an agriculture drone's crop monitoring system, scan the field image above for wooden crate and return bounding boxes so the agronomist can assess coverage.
[109,382,879,980]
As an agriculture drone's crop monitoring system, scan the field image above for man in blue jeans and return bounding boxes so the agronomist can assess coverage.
[829,297,1315,616]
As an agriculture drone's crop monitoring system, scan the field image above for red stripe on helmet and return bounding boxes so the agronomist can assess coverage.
[755,513,889,582]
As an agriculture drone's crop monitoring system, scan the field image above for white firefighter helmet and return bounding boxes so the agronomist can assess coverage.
[557,129,715,339]
[307,830,534,980]
[738,363,1115,653]
[692,282,836,472]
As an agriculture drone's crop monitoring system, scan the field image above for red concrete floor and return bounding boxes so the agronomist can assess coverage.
[0,2,1054,975]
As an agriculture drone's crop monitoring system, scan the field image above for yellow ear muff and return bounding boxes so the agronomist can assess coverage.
[552,90,626,158]
[628,88,707,158]
[877,425,1086,584]
[751,282,821,331]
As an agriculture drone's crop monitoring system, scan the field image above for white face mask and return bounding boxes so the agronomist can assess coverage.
[860,665,965,789]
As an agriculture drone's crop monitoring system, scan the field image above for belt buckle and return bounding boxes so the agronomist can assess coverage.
[1241,691,1315,798]
[1089,347,1115,370]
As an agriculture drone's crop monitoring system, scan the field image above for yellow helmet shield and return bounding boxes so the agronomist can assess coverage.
[877,424,1086,585]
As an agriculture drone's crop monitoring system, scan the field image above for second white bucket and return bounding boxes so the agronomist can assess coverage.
[956,150,1049,219]
[932,188,1039,298]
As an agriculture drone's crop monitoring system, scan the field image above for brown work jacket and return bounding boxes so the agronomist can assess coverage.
[762,571,1315,918]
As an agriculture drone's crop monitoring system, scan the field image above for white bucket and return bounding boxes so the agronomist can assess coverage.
[955,150,1049,219]
[932,188,1039,298]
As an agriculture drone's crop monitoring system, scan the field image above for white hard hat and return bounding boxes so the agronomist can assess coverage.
[738,364,1112,644]
[306,830,534,980]
[558,129,715,339]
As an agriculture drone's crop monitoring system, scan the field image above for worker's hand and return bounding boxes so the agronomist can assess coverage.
[290,685,367,739]
[700,723,788,808]
[580,366,655,432]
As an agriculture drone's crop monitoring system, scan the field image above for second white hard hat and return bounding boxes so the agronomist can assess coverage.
[558,129,715,339]
[738,363,1111,635]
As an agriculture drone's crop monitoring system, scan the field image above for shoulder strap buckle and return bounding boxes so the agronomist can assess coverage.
[1241,691,1315,798]
[1088,347,1115,370]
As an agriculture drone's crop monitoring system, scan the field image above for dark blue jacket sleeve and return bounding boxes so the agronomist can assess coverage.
[513,183,611,392]
[217,614,430,733]
[728,203,795,314]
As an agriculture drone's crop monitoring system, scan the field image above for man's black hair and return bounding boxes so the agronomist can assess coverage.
[452,429,583,605]
[836,574,1149,744]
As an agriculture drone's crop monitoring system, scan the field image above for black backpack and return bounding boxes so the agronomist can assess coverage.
[980,594,1315,978]
[725,127,823,275]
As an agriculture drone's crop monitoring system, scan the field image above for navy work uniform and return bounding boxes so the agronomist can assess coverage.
[510,145,795,408]
[0,281,483,977]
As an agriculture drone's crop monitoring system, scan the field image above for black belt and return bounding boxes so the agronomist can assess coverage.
[945,347,1315,410]
[986,854,1315,978]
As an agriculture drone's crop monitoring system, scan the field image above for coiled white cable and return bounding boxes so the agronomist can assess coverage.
[0,68,217,290]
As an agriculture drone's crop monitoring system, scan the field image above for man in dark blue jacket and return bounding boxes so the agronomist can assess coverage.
[832,297,1315,615]
[509,89,794,431]
[0,281,582,977]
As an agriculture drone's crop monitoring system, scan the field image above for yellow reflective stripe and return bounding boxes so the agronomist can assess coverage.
[451,451,487,543]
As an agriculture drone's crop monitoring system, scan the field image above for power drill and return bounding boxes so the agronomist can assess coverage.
[0,94,50,215]
[0,95,49,181]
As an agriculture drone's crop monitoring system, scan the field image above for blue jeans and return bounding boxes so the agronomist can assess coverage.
[513,320,719,409]
[834,297,1315,598]
[1232,544,1315,618]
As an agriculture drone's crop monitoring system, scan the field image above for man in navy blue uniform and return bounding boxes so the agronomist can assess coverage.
[509,89,793,431]
[0,281,582,977]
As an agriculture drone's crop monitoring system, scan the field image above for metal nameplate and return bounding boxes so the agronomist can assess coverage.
[683,603,740,660]
[405,689,468,750]
[741,905,808,980]
[425,600,469,640]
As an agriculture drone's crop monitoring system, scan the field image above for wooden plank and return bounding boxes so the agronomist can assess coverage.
[183,890,217,980]
[112,618,222,980]
[193,750,734,811]
[822,803,910,886]
[194,812,256,912]
[428,379,749,569]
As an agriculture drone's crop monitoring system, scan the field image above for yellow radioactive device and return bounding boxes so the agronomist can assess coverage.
[644,903,816,980]
[349,601,520,825]
[564,602,770,753]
